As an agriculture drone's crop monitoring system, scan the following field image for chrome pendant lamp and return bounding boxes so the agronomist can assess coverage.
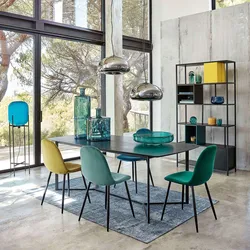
[98,0,130,75]
[130,0,163,101]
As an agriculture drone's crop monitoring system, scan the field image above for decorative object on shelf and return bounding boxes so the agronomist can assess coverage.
[74,88,91,139]
[190,136,196,143]
[98,0,130,75]
[189,116,197,125]
[133,131,174,145]
[130,0,163,101]
[8,101,30,176]
[195,66,202,84]
[211,96,224,104]
[87,108,111,141]
[208,117,216,126]
[217,118,222,126]
[204,62,225,83]
[188,71,195,84]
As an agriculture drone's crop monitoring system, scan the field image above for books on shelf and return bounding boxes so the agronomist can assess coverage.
[178,92,193,95]
[179,100,194,104]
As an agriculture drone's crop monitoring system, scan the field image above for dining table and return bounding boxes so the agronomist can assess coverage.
[50,135,198,223]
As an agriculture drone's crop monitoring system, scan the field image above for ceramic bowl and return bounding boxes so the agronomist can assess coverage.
[211,96,224,104]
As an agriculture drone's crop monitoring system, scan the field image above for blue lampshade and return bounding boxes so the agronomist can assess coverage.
[8,101,29,126]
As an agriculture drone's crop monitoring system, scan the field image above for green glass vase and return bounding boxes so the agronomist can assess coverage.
[74,88,91,139]
[87,108,111,141]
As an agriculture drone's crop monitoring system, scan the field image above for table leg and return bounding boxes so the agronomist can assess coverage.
[147,157,150,224]
[185,151,189,204]
[55,141,59,190]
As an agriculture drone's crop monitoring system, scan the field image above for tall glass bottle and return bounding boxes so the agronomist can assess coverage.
[74,88,91,139]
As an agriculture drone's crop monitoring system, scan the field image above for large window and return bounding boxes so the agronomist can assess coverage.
[215,0,250,8]
[0,0,33,16]
[0,30,34,171]
[41,0,102,30]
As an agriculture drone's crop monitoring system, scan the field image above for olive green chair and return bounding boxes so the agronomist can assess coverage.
[79,146,135,232]
[161,145,217,232]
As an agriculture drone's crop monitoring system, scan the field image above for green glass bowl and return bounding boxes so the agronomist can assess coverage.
[133,131,174,145]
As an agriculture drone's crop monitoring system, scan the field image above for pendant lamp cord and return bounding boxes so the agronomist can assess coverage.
[111,0,115,56]
[142,0,147,83]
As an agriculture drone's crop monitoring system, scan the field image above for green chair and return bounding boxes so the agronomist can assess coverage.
[161,145,217,233]
[78,146,135,232]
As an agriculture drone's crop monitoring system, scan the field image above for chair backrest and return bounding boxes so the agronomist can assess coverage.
[41,139,68,174]
[189,145,217,186]
[136,128,151,134]
[8,101,29,126]
[80,146,115,186]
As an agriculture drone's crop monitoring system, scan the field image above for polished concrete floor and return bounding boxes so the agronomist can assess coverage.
[1,156,250,250]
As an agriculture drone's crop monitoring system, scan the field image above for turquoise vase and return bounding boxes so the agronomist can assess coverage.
[74,88,91,139]
[87,108,111,141]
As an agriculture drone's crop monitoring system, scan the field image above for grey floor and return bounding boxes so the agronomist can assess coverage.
[0,156,250,250]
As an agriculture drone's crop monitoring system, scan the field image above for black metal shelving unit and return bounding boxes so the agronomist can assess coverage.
[176,60,236,175]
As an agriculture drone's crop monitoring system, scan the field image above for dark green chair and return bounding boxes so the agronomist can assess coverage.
[161,145,217,232]
[78,146,135,232]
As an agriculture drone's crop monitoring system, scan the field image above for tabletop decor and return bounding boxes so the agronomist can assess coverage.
[133,131,174,145]
[195,66,202,84]
[211,96,224,104]
[208,117,216,126]
[217,118,222,126]
[189,116,197,125]
[87,108,111,141]
[74,88,91,139]
[188,71,195,84]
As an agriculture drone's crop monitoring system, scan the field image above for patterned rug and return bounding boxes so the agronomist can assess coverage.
[25,177,217,243]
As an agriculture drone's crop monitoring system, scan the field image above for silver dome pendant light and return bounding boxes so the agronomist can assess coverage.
[130,0,163,101]
[98,0,130,75]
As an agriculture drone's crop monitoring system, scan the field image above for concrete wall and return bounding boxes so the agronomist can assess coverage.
[152,0,211,130]
[160,3,250,170]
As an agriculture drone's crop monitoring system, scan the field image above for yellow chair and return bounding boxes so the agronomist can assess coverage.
[41,139,90,214]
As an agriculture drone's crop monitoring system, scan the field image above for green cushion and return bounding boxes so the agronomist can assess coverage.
[111,172,131,184]
[164,171,193,185]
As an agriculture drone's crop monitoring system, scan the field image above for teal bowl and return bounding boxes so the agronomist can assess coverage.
[133,131,174,145]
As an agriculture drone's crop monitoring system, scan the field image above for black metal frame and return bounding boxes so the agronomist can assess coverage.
[0,0,153,174]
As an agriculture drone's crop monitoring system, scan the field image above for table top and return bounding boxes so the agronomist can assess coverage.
[50,135,198,158]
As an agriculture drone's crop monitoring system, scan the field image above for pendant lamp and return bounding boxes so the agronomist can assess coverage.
[130,0,163,101]
[98,0,130,75]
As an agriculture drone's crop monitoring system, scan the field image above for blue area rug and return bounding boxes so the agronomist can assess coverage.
[25,177,217,243]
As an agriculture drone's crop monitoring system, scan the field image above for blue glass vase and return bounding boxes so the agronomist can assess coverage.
[87,108,111,141]
[74,88,91,139]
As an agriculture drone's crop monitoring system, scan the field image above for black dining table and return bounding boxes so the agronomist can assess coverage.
[50,135,198,223]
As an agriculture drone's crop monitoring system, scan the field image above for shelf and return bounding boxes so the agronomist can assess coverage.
[178,103,235,105]
[178,93,194,95]
[178,122,235,128]
[177,82,235,86]
[179,141,235,149]
[176,60,235,67]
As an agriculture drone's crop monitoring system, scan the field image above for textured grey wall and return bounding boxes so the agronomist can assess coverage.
[161,3,250,170]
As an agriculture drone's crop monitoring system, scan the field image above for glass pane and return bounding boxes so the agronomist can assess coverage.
[123,0,149,39]
[41,0,102,31]
[0,30,34,172]
[41,36,101,159]
[0,0,33,16]
[123,49,150,133]
[216,0,250,8]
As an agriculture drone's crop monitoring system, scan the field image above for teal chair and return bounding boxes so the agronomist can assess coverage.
[161,145,217,233]
[79,146,135,232]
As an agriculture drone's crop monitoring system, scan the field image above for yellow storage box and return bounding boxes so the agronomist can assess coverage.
[204,62,226,83]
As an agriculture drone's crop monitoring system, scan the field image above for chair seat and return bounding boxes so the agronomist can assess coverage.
[65,162,81,173]
[164,171,193,185]
[117,154,145,162]
[111,172,131,184]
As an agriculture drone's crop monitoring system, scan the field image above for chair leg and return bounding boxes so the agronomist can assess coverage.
[78,182,92,221]
[41,172,52,205]
[67,173,70,197]
[62,174,66,214]
[107,185,110,232]
[114,161,122,188]
[135,162,138,193]
[124,181,135,217]
[105,186,107,210]
[205,182,217,220]
[132,162,135,182]
[182,185,184,210]
[161,181,171,220]
[82,174,91,203]
[191,186,198,233]
[149,166,154,187]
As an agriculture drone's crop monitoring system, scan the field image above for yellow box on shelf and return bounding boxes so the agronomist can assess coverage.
[204,62,226,83]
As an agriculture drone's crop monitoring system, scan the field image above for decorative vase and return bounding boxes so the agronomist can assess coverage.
[188,71,195,84]
[195,66,202,84]
[208,117,216,126]
[189,116,197,125]
[74,88,91,139]
[87,108,111,141]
